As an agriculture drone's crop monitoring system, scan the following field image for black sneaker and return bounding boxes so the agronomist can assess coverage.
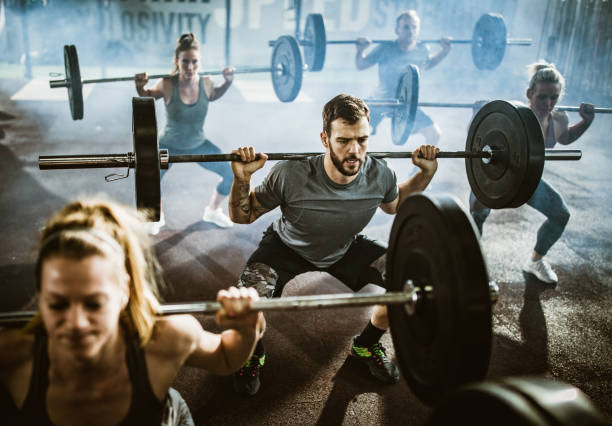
[350,336,400,383]
[233,353,265,395]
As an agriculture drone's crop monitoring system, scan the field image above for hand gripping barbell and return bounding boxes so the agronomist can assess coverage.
[38,97,581,221]
[0,191,498,405]
[270,13,532,71]
[50,37,304,120]
[365,64,611,147]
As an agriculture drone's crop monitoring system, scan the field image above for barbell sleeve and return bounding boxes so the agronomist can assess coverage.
[38,153,134,169]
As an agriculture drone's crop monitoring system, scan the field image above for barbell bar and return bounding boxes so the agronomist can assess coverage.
[365,65,611,146]
[38,97,582,221]
[0,192,496,405]
[369,99,612,114]
[39,149,581,170]
[270,12,532,71]
[50,37,304,120]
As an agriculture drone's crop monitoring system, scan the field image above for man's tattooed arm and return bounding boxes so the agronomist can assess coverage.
[229,179,270,224]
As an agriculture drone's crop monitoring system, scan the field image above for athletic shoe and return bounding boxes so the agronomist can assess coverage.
[233,354,265,395]
[202,206,234,228]
[350,336,400,383]
[522,258,558,284]
[146,211,165,236]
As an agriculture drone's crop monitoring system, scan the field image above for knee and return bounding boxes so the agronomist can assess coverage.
[371,305,389,330]
[470,208,490,235]
[555,206,570,227]
[238,262,278,298]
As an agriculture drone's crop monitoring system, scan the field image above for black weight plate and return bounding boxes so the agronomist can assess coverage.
[472,13,507,70]
[270,35,303,102]
[303,13,326,71]
[132,97,161,221]
[64,45,83,120]
[391,64,419,146]
[386,193,491,405]
[465,100,544,209]
[429,377,610,426]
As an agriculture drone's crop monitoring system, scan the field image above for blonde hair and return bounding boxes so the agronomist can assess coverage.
[171,32,200,75]
[527,60,565,95]
[30,197,162,345]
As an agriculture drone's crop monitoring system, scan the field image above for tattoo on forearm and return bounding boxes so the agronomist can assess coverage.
[238,182,251,215]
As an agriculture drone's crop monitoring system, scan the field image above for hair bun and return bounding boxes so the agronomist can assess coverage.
[179,33,195,44]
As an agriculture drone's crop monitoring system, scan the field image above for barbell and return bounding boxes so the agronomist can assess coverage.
[270,13,532,71]
[366,64,611,146]
[49,37,304,120]
[38,97,581,220]
[0,192,497,405]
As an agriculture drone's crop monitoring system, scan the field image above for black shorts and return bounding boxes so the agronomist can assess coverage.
[241,225,386,298]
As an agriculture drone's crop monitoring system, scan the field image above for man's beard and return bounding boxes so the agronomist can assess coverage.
[330,145,363,177]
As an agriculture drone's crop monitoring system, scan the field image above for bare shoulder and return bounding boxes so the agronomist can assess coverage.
[0,329,35,370]
[145,315,202,359]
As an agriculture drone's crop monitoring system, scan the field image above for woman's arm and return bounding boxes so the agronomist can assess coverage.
[204,67,234,101]
[135,72,166,100]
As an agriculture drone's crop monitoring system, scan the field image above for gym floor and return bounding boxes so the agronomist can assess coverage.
[0,73,610,425]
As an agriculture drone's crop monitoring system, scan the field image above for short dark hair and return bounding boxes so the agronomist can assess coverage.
[396,10,419,29]
[322,94,370,136]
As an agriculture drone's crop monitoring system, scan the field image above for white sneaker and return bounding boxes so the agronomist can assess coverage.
[146,211,165,236]
[202,207,234,228]
[522,258,558,283]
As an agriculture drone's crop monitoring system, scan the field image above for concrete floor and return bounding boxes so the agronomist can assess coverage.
[0,75,610,425]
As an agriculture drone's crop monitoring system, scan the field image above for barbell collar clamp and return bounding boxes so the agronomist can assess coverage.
[160,149,170,170]
[49,79,69,89]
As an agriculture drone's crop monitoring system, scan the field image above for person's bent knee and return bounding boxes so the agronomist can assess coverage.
[238,262,278,299]
[371,305,389,330]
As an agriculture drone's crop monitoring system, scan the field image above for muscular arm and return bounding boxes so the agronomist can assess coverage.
[379,169,436,214]
[424,38,451,70]
[355,39,376,70]
[380,145,438,214]
[228,178,270,224]
[556,106,594,145]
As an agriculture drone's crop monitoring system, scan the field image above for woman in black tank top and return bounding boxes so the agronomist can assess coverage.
[0,197,265,425]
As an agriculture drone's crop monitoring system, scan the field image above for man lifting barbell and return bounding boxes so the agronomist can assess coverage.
[0,196,265,425]
[469,61,595,284]
[355,10,451,146]
[227,94,439,395]
[135,33,236,234]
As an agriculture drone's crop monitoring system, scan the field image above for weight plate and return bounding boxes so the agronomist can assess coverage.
[132,97,161,221]
[472,13,507,70]
[270,35,303,102]
[386,193,491,405]
[465,100,544,209]
[429,377,610,426]
[391,65,419,146]
[303,13,326,71]
[64,45,83,120]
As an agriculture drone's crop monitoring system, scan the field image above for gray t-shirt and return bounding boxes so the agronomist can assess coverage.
[367,41,430,98]
[254,155,398,267]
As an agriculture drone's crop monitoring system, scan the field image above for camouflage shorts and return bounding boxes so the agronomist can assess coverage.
[237,262,279,299]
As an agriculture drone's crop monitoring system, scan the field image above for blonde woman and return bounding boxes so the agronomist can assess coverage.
[470,61,595,284]
[0,197,265,425]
